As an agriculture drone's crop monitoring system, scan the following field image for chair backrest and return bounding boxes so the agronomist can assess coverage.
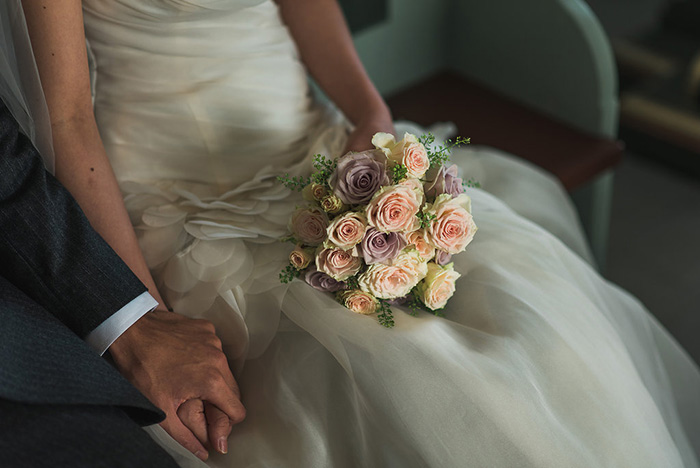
[347,0,619,138]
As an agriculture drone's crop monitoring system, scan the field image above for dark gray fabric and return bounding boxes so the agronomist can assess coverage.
[0,99,177,466]
[0,100,148,339]
[0,275,161,425]
[0,399,178,468]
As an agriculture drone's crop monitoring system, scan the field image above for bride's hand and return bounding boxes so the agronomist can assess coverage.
[343,115,396,154]
[109,310,245,461]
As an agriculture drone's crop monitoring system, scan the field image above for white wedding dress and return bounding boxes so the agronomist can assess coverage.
[81,0,700,466]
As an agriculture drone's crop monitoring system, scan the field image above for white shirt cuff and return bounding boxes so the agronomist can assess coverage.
[85,292,159,355]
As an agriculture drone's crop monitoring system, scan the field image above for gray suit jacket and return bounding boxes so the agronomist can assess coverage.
[0,100,178,467]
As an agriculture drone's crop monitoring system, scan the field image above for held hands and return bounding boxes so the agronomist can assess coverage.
[109,310,244,461]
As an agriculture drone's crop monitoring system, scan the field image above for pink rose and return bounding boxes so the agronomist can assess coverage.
[423,194,477,254]
[289,206,329,246]
[366,184,422,233]
[417,262,460,310]
[338,289,378,315]
[405,230,436,261]
[401,139,430,179]
[372,132,430,179]
[358,249,427,299]
[326,211,367,250]
[316,247,362,281]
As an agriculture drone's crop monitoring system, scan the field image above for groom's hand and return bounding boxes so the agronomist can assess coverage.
[108,310,244,461]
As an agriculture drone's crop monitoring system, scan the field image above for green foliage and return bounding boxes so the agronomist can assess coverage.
[310,154,337,187]
[416,211,437,229]
[405,289,424,317]
[419,133,471,168]
[392,164,408,183]
[345,275,360,290]
[277,173,310,191]
[377,299,395,328]
[463,178,482,189]
[279,263,302,284]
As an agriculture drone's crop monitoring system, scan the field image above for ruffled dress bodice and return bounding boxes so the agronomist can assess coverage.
[82,0,349,366]
[83,0,328,188]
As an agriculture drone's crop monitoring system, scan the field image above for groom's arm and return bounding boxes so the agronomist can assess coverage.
[0,100,243,459]
[0,102,150,339]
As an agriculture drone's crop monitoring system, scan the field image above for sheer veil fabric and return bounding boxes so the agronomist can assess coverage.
[5,0,700,467]
[0,1,54,172]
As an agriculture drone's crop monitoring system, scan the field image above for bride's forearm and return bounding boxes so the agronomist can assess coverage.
[22,0,167,310]
[50,119,168,309]
[275,0,392,126]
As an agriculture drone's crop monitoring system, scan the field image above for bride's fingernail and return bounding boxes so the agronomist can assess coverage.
[195,450,208,461]
[218,437,228,454]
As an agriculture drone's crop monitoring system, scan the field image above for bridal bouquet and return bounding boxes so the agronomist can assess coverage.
[278,132,477,327]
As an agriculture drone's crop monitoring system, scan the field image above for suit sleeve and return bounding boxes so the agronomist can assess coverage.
[0,101,148,339]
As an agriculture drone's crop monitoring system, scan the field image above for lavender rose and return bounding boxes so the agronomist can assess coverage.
[434,250,452,265]
[329,150,390,205]
[304,267,346,292]
[360,227,407,265]
[424,164,464,200]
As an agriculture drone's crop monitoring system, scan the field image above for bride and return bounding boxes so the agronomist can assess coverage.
[10,0,700,466]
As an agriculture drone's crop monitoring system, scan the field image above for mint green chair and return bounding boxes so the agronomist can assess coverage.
[345,0,619,269]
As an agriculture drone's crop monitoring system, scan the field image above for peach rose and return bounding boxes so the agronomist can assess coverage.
[358,249,428,299]
[417,262,461,310]
[326,211,367,250]
[289,206,329,246]
[405,230,436,261]
[338,289,378,315]
[316,246,362,281]
[289,245,315,269]
[372,132,430,179]
[366,183,422,233]
[423,193,477,254]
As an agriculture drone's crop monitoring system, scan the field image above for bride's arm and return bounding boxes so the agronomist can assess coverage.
[20,0,167,308]
[275,0,396,150]
[21,2,243,457]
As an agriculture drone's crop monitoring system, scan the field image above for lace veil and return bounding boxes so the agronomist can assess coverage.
[0,1,54,172]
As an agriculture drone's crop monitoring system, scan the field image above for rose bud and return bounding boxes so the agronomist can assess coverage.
[289,245,315,270]
[338,289,378,315]
[320,194,346,215]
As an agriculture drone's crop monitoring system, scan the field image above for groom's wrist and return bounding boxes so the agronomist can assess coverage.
[86,291,158,355]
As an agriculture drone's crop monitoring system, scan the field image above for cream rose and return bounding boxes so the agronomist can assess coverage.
[358,249,428,299]
[302,183,328,202]
[372,132,430,179]
[326,211,367,250]
[320,194,346,215]
[366,183,422,233]
[289,206,329,246]
[405,230,436,261]
[316,247,362,281]
[338,289,378,315]
[423,193,477,254]
[417,262,461,310]
[289,245,315,269]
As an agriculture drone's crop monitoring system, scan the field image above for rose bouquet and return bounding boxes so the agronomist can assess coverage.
[278,132,477,327]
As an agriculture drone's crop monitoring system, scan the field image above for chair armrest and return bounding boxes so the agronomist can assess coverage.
[447,0,619,138]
